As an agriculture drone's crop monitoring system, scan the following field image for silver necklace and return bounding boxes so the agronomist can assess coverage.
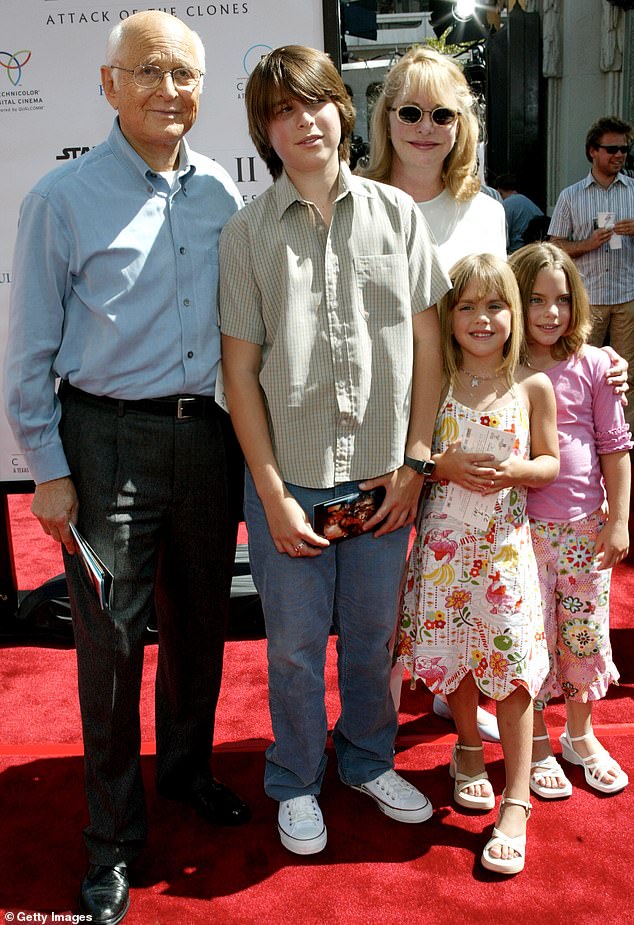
[459,368,503,389]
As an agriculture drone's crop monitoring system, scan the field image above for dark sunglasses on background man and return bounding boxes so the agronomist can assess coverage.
[388,104,460,126]
[595,144,630,155]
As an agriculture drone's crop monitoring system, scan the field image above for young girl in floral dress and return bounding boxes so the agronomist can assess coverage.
[397,253,559,874]
[510,242,630,799]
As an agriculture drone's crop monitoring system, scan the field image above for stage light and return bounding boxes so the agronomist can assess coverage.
[429,1,497,44]
[454,0,477,22]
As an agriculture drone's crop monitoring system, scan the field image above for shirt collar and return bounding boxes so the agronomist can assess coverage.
[273,160,371,219]
[107,117,195,185]
[585,168,627,190]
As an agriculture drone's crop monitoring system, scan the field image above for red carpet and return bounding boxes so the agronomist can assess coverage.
[1,494,633,924]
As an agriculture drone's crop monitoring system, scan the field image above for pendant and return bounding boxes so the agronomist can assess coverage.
[470,375,480,389]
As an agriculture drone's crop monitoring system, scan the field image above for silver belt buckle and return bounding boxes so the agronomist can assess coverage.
[177,397,197,419]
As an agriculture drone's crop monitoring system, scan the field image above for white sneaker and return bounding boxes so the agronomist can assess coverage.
[433,695,500,743]
[278,795,327,855]
[349,769,433,823]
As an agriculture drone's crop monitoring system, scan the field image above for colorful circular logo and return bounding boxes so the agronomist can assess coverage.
[0,50,32,86]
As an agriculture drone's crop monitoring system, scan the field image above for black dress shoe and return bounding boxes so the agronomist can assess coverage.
[79,864,130,925]
[161,776,251,825]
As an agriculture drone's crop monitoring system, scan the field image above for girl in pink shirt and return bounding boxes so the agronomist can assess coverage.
[510,242,630,798]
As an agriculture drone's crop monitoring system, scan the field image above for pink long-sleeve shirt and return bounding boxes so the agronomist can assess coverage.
[527,346,632,523]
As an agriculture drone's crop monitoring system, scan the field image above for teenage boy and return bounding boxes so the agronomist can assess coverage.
[219,45,449,855]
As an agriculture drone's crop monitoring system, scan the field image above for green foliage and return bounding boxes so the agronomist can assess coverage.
[419,33,466,61]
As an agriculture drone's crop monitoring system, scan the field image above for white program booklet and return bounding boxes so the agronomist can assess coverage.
[443,420,516,531]
[598,211,622,250]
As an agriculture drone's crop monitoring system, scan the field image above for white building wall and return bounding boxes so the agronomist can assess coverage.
[545,0,630,210]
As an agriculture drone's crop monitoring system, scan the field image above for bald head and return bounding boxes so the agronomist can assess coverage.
[100,9,205,171]
[106,10,205,73]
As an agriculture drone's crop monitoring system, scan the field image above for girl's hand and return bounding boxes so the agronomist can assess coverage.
[264,493,330,558]
[602,345,629,401]
[595,518,629,570]
[438,440,497,492]
[479,454,525,494]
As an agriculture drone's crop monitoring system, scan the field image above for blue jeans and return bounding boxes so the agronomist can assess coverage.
[244,472,410,801]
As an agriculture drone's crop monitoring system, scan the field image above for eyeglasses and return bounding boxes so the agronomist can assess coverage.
[596,144,630,155]
[388,104,460,126]
[110,64,204,90]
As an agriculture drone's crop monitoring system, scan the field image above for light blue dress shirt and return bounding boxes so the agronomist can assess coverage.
[4,118,242,484]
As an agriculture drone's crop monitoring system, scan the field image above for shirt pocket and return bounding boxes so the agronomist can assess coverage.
[353,253,410,326]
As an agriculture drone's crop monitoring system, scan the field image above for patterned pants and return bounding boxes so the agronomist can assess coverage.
[530,509,619,707]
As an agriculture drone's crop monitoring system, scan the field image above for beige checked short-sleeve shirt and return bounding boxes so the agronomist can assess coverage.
[219,163,449,489]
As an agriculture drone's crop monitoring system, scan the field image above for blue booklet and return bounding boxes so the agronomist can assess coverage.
[69,522,114,611]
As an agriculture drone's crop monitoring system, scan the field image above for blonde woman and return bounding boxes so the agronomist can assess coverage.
[363,46,506,741]
[361,45,507,272]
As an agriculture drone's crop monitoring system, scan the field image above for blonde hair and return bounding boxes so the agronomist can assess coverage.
[245,45,355,180]
[509,242,591,360]
[439,254,524,387]
[361,45,481,201]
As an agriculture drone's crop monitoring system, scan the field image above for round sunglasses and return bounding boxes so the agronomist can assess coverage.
[388,104,460,126]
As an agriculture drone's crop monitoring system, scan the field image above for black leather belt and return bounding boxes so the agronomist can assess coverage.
[59,381,216,420]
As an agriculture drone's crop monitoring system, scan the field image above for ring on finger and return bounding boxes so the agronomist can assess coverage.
[294,541,305,555]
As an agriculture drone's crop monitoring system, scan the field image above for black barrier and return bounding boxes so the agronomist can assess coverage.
[0,484,264,644]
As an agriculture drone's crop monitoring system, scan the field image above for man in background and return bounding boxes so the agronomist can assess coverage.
[496,174,544,252]
[548,116,634,428]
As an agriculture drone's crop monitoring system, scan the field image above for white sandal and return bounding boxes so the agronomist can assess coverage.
[481,795,531,875]
[560,726,628,795]
[530,734,572,799]
[449,743,495,811]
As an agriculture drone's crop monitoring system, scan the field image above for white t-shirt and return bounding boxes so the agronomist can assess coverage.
[417,188,508,272]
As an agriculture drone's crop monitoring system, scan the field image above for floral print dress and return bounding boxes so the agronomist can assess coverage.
[397,385,549,701]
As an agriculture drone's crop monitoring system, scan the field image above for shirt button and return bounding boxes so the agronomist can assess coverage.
[183,298,190,307]
[187,351,194,359]
[180,247,186,255]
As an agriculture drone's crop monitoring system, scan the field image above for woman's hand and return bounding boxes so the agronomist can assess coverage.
[602,345,629,402]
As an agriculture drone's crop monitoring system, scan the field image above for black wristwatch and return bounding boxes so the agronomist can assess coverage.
[403,455,436,477]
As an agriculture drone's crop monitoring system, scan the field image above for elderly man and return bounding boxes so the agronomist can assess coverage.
[4,11,248,924]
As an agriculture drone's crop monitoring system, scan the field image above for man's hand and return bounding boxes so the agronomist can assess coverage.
[614,219,634,237]
[31,477,79,554]
[263,491,330,558]
[588,227,615,249]
[359,466,424,538]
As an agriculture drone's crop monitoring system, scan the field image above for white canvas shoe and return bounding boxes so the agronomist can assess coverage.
[278,795,327,855]
[348,769,433,823]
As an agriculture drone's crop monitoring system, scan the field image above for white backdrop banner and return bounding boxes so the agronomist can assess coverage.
[0,0,326,482]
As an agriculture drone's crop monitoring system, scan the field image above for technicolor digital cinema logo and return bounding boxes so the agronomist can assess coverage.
[0,49,32,86]
[236,43,271,98]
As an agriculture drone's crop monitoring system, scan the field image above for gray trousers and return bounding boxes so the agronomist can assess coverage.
[59,387,242,865]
